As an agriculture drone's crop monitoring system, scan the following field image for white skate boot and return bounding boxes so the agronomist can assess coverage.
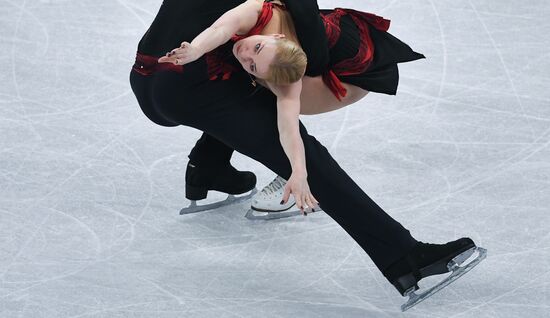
[252,176,294,212]
[245,175,322,220]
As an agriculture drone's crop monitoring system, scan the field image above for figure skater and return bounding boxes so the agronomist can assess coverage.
[130,0,486,310]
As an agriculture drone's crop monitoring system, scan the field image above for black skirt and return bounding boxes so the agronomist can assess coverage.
[322,10,425,95]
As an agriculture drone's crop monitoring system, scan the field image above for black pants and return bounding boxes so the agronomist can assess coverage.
[129,65,417,272]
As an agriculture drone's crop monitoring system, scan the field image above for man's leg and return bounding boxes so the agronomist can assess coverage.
[148,70,418,271]
[131,68,254,202]
[185,132,257,202]
[187,132,233,166]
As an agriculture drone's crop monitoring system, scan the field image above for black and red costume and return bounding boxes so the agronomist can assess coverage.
[130,0,422,273]
[230,0,425,100]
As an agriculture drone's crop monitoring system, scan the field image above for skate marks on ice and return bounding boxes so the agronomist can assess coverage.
[401,246,488,312]
[179,188,258,215]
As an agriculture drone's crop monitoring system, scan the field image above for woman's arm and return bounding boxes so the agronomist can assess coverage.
[191,0,262,54]
[274,81,306,174]
[270,80,319,213]
[158,0,262,64]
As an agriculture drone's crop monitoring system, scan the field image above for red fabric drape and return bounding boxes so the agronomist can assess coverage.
[132,52,184,75]
[321,9,391,101]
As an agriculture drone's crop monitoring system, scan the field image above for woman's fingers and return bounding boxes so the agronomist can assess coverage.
[159,50,182,64]
[295,193,303,212]
[292,191,305,213]
[166,46,189,58]
[173,52,191,61]
[305,195,315,212]
[303,195,309,215]
[281,179,316,216]
[302,194,311,215]
[159,54,190,65]
[310,194,319,209]
[158,43,197,65]
[281,184,291,205]
[169,51,186,59]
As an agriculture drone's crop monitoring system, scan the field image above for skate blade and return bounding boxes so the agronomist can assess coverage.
[401,246,487,312]
[251,202,296,213]
[179,188,258,215]
[245,207,322,220]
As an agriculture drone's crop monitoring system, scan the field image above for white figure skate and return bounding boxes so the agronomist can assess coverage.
[245,175,322,220]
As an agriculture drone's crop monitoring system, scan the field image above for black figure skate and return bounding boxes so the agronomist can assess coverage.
[180,161,258,214]
[382,237,487,311]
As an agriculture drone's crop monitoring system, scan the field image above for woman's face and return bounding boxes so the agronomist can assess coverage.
[232,34,285,79]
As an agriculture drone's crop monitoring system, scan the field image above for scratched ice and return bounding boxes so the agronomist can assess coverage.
[1,0,549,317]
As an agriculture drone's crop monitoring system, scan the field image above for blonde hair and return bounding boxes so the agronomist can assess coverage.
[262,5,306,85]
[264,38,307,85]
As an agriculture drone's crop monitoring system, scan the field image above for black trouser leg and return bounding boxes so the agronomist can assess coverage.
[131,69,234,168]
[130,68,417,271]
[187,132,234,167]
[130,67,179,127]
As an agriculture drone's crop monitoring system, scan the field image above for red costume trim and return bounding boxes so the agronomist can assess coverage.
[321,9,345,48]
[320,9,391,101]
[132,52,184,75]
[205,48,239,81]
[231,2,283,42]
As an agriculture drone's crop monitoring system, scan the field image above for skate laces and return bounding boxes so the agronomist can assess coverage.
[260,176,286,195]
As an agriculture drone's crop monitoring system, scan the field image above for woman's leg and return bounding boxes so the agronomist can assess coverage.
[134,68,418,271]
[300,76,369,115]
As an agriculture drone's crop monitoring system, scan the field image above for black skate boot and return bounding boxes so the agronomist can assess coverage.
[180,161,258,215]
[382,237,487,311]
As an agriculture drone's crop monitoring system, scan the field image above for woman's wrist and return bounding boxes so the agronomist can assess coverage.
[190,26,223,56]
[291,167,307,177]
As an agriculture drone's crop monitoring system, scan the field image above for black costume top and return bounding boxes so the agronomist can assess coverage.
[133,0,424,98]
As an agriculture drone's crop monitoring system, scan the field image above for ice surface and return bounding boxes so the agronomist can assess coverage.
[1,0,549,317]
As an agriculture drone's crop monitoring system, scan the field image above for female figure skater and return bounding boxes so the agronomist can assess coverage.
[157,0,426,216]
[130,0,486,310]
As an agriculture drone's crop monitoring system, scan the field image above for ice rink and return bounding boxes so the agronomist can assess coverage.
[1,0,549,317]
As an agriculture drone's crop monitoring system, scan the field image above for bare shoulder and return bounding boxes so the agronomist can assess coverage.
[268,80,303,100]
[246,0,265,13]
[300,76,325,91]
[232,0,265,34]
[268,0,286,6]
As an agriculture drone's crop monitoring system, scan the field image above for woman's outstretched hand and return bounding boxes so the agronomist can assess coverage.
[157,41,202,65]
[281,172,319,215]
